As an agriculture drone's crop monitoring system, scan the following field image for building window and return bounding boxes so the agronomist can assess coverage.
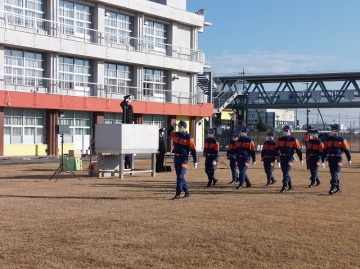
[143,114,167,141]
[58,111,91,144]
[104,63,132,95]
[59,0,92,41]
[4,48,45,87]
[104,113,123,124]
[144,21,167,53]
[143,68,166,96]
[105,12,132,45]
[59,56,91,92]
[4,0,45,29]
[4,108,45,144]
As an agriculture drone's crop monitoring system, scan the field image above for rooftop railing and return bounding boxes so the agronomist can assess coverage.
[0,11,205,63]
[0,74,208,106]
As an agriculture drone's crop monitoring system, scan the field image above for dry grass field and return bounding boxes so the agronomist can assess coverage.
[1,153,360,269]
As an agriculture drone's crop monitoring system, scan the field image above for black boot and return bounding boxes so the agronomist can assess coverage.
[183,189,190,198]
[329,184,336,195]
[245,179,252,188]
[212,178,218,186]
[308,181,315,188]
[334,185,342,194]
[172,190,181,200]
[315,179,321,186]
[288,183,294,191]
[271,177,277,185]
[236,183,243,190]
[280,185,287,193]
[266,178,271,186]
[207,180,212,187]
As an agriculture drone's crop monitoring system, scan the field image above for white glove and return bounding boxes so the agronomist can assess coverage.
[348,160,352,165]
[300,160,304,166]
[212,161,217,166]
[278,162,281,168]
[252,162,256,166]
[322,163,326,169]
[194,162,198,169]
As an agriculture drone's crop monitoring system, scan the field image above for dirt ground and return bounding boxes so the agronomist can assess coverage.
[0,153,360,269]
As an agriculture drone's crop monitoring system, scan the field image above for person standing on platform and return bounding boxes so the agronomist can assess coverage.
[156,128,166,172]
[167,120,198,200]
[275,125,303,193]
[323,124,352,195]
[306,129,325,188]
[304,125,313,169]
[120,94,134,124]
[203,128,220,187]
[261,131,277,186]
[120,94,134,169]
[227,132,239,184]
[234,126,256,190]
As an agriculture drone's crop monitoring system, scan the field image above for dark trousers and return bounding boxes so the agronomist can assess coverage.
[125,155,131,169]
[205,157,216,180]
[263,158,275,180]
[229,158,238,180]
[156,152,165,172]
[237,157,249,183]
[174,156,188,191]
[328,156,342,186]
[308,157,320,181]
[280,157,294,185]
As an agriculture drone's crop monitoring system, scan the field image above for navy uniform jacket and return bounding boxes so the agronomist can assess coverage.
[323,135,351,161]
[227,140,237,159]
[167,126,198,163]
[275,136,302,161]
[234,137,256,162]
[120,100,134,124]
[306,139,324,162]
[203,137,220,162]
[261,140,277,161]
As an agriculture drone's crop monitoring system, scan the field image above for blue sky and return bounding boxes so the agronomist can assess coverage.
[187,0,360,128]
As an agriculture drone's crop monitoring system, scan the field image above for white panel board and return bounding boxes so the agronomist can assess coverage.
[95,124,159,154]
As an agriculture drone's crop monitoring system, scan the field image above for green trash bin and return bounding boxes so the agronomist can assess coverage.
[61,157,75,171]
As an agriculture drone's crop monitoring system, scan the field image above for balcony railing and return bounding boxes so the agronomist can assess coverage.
[0,74,208,106]
[0,11,205,63]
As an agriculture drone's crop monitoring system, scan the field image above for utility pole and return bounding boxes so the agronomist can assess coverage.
[306,109,310,128]
[304,82,310,129]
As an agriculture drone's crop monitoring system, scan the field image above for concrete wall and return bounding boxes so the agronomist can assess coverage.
[3,144,76,157]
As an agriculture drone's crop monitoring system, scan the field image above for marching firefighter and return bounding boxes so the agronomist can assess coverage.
[304,125,314,169]
[261,131,277,186]
[233,126,256,190]
[322,124,351,195]
[203,128,220,187]
[306,129,325,188]
[227,132,239,184]
[275,125,303,193]
[167,120,198,200]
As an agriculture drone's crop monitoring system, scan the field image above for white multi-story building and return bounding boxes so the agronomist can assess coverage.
[247,109,295,130]
[0,0,212,156]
